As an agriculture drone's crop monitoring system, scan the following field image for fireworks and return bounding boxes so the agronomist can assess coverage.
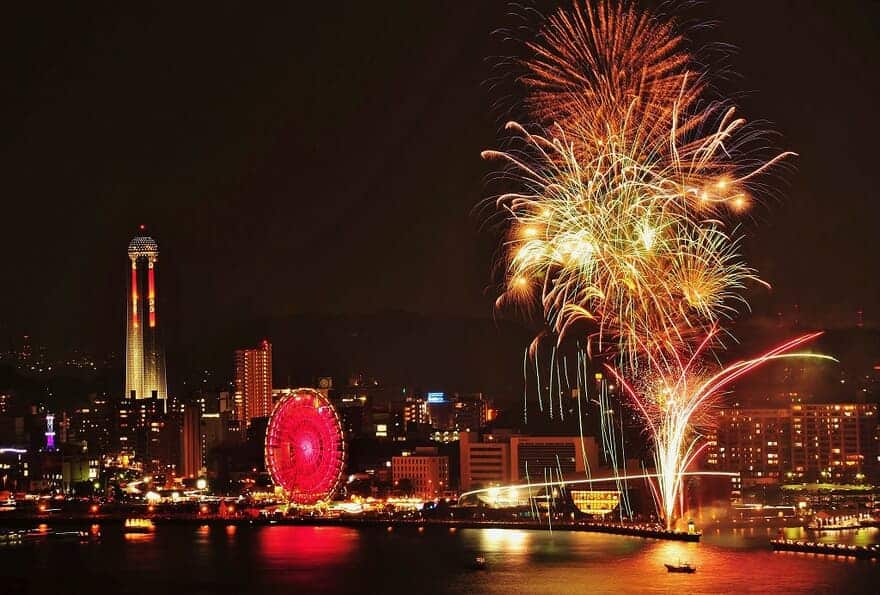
[483,0,800,530]
[484,0,791,367]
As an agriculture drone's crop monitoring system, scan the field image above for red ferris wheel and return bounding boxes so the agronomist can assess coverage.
[264,388,345,505]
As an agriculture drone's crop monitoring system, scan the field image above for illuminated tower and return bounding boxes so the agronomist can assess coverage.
[125,228,168,404]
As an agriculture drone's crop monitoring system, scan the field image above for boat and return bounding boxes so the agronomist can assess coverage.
[48,530,96,542]
[124,518,155,533]
[665,561,696,573]
[472,555,487,570]
[807,516,861,531]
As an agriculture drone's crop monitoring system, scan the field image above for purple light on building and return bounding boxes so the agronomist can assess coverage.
[45,413,56,451]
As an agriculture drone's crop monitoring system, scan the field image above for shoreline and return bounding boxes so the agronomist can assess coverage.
[0,514,701,541]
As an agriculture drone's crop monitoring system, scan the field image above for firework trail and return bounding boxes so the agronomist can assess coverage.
[606,331,836,529]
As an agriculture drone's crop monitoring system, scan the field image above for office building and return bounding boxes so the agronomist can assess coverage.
[392,447,449,498]
[509,436,596,483]
[459,430,511,492]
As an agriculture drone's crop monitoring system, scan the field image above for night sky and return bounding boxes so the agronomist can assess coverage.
[0,2,877,382]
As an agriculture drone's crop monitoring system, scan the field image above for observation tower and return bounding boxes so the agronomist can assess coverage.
[125,226,167,404]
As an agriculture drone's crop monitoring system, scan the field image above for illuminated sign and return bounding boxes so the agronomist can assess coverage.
[426,392,447,403]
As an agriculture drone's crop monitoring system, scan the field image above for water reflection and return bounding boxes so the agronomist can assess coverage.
[2,524,877,594]
[648,540,699,566]
[123,532,154,543]
[259,525,359,566]
[479,528,530,554]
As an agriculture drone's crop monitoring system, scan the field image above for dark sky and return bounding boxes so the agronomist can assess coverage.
[0,1,877,364]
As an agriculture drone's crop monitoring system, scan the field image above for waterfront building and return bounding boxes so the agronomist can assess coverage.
[509,436,597,483]
[233,340,273,428]
[791,403,878,482]
[570,490,622,516]
[712,402,879,484]
[714,408,792,484]
[460,431,601,492]
[459,430,510,491]
[125,229,167,403]
[392,447,449,498]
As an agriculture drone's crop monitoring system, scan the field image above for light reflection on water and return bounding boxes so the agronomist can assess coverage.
[0,524,877,594]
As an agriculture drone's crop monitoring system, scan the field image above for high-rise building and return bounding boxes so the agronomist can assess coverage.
[233,340,273,427]
[125,229,167,403]
[791,403,878,482]
[712,403,880,484]
[714,407,792,483]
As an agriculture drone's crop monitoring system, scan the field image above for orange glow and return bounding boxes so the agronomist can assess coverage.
[90,504,99,513]
[730,195,749,212]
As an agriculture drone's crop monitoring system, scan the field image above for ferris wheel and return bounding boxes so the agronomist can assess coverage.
[264,388,345,505]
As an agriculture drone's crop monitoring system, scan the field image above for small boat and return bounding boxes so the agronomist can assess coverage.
[124,518,155,533]
[807,517,860,531]
[48,530,96,542]
[473,555,487,570]
[665,561,696,574]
